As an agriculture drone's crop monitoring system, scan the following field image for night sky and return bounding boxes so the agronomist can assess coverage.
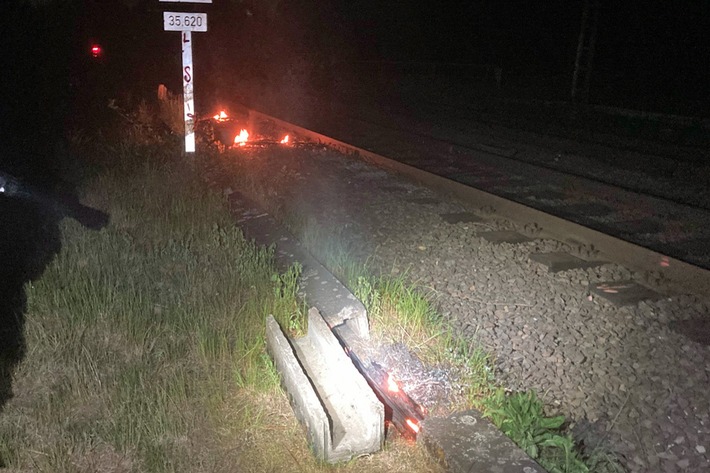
[1,0,708,175]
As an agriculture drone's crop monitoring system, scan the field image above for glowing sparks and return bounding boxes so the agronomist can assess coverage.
[234,129,249,146]
[386,373,400,393]
[213,110,229,121]
[406,418,420,433]
[280,134,290,144]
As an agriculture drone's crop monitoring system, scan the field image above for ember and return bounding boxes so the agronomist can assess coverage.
[387,373,400,393]
[280,135,290,144]
[406,418,420,433]
[343,348,426,439]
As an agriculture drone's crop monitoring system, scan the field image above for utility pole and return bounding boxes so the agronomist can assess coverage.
[571,0,600,104]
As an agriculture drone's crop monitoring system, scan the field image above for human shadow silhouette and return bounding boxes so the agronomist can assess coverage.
[0,171,109,427]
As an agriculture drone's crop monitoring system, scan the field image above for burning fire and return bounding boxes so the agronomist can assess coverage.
[213,110,229,121]
[405,418,420,433]
[386,373,400,393]
[234,129,250,146]
[211,109,290,147]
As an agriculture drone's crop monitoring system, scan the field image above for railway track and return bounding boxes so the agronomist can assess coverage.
[241,106,710,299]
[206,111,710,473]
[405,97,708,164]
[344,109,710,212]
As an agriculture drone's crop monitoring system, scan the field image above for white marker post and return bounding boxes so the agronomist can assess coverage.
[163,9,209,153]
[181,30,195,152]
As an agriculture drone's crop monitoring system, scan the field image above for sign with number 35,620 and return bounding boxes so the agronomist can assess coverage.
[163,12,208,32]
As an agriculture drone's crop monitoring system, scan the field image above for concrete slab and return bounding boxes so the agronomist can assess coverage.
[529,252,606,273]
[440,212,484,224]
[419,410,546,473]
[265,315,331,461]
[478,230,533,244]
[228,191,369,338]
[266,309,384,463]
[589,280,664,306]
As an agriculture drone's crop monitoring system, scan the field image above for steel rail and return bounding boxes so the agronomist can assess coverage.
[243,106,710,300]
[342,109,710,212]
[343,112,710,210]
[412,98,708,162]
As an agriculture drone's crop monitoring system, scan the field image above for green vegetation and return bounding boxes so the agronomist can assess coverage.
[0,139,284,470]
[270,196,623,473]
[0,113,438,472]
[484,390,585,472]
[272,261,308,337]
[349,269,495,405]
[0,99,623,472]
[483,390,623,473]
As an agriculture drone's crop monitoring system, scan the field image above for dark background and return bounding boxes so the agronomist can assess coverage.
[2,0,708,171]
[0,0,708,436]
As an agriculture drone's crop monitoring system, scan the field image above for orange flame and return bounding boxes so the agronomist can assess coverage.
[406,418,420,433]
[280,135,290,144]
[234,129,249,146]
[213,110,229,121]
[386,373,400,393]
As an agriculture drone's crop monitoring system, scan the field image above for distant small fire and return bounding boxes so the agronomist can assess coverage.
[213,110,229,121]
[209,109,291,148]
[234,129,250,146]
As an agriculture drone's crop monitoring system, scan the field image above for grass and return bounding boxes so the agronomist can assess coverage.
[1,156,280,470]
[0,100,623,471]
[0,114,441,472]
[292,220,498,409]
[220,145,625,473]
[317,232,627,473]
[297,225,622,473]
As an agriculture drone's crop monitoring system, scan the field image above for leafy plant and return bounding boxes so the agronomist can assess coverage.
[484,390,591,473]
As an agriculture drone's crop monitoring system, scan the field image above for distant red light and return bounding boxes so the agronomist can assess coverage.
[90,44,102,58]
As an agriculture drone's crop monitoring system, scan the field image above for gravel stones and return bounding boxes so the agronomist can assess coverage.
[207,144,710,473]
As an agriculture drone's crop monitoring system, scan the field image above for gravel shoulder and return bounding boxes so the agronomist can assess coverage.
[206,143,710,473]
